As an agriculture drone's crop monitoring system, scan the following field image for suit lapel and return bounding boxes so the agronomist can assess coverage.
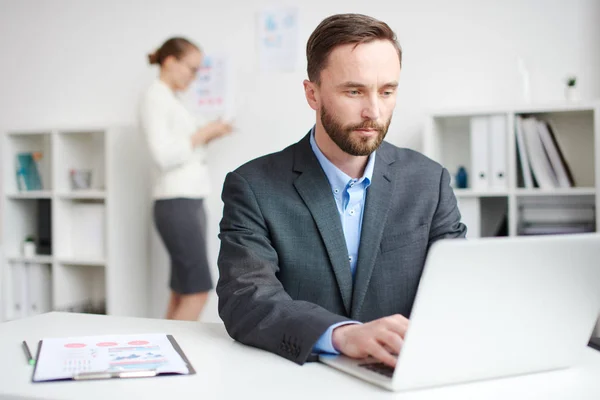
[351,147,397,318]
[292,135,353,315]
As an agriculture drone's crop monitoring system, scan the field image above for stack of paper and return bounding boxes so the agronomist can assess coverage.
[519,197,595,235]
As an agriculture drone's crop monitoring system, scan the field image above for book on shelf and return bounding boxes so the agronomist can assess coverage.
[521,116,558,189]
[538,120,575,187]
[515,116,534,188]
[15,152,44,191]
[515,116,574,189]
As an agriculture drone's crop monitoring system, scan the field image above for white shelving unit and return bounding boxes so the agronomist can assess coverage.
[1,127,151,322]
[424,102,600,238]
[425,102,600,336]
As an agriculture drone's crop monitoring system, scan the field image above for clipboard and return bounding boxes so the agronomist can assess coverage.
[31,334,195,382]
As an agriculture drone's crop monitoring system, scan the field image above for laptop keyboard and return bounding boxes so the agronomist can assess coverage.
[358,362,395,378]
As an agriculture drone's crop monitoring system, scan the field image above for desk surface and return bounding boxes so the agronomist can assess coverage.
[1,312,600,400]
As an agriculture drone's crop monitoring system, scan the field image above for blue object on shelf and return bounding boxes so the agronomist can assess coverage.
[455,166,468,189]
[16,153,43,191]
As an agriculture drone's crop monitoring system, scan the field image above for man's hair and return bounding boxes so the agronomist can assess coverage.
[306,13,402,84]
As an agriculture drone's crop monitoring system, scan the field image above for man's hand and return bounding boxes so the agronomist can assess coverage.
[331,314,409,367]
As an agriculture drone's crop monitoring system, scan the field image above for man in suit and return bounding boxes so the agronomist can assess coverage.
[217,13,466,367]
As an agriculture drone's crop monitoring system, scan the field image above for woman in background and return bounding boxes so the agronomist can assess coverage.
[139,37,232,321]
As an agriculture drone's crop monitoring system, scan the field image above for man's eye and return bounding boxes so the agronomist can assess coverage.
[348,90,360,96]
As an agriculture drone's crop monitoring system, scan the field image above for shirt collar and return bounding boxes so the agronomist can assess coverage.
[309,126,375,190]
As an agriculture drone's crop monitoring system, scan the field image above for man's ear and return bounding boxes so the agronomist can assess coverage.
[303,79,319,111]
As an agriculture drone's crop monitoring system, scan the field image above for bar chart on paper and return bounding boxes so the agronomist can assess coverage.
[32,334,191,382]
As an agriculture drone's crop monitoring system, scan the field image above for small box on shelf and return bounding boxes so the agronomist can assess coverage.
[54,131,105,193]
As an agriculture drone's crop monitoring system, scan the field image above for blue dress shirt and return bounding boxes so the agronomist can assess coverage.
[309,127,375,354]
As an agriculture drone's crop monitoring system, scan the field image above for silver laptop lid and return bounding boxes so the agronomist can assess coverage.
[393,233,600,390]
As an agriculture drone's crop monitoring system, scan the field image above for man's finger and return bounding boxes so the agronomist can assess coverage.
[367,342,398,368]
[376,330,403,355]
[382,314,409,337]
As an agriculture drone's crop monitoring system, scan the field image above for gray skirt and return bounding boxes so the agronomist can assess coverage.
[153,198,213,294]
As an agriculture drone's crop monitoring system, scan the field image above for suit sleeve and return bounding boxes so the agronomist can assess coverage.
[429,168,467,243]
[216,171,350,365]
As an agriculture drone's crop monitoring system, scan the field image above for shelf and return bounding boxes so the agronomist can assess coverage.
[429,102,599,118]
[515,188,596,196]
[6,190,108,199]
[7,130,53,136]
[2,125,150,321]
[455,188,596,198]
[58,128,106,135]
[56,258,105,267]
[6,255,53,264]
[513,103,598,114]
[6,256,105,266]
[454,189,510,198]
[6,191,52,199]
[57,190,106,200]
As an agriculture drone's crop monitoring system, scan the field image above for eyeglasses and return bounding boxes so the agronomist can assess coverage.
[179,59,200,75]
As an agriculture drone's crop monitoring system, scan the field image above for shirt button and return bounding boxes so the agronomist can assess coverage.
[334,189,339,194]
[349,209,355,216]
[348,256,353,262]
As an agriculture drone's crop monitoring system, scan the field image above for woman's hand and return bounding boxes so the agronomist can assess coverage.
[191,119,234,147]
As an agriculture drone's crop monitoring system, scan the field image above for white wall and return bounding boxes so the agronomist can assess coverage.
[1,0,599,322]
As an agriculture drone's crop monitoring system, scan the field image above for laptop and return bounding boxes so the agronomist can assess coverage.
[319,233,600,391]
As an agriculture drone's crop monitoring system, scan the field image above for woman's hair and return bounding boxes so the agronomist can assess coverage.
[148,37,200,66]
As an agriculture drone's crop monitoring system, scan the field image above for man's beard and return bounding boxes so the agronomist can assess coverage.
[320,104,391,156]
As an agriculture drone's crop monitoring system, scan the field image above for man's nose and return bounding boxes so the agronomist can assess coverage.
[361,95,381,120]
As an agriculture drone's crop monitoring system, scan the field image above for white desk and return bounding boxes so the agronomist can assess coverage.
[1,312,600,400]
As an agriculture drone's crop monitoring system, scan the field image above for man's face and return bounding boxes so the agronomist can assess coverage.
[311,40,400,156]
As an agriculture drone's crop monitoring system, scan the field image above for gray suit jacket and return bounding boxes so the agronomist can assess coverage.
[217,133,466,365]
